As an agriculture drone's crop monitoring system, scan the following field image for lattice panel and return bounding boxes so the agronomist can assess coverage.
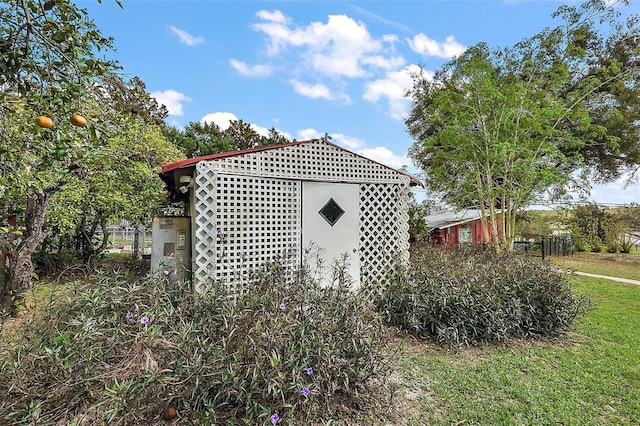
[358,181,411,296]
[206,140,403,184]
[193,166,300,292]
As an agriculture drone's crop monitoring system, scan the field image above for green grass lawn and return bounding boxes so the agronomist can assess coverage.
[390,275,640,425]
[550,251,640,281]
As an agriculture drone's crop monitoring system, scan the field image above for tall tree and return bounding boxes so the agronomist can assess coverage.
[44,112,184,261]
[407,44,579,252]
[176,121,232,158]
[99,75,169,126]
[406,0,640,252]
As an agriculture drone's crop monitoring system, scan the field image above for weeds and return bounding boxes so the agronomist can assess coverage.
[0,258,392,425]
[377,245,590,346]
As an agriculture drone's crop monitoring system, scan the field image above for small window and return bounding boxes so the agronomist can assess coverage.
[459,226,472,244]
[318,198,345,226]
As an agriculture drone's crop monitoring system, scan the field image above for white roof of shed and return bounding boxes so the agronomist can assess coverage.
[425,209,483,229]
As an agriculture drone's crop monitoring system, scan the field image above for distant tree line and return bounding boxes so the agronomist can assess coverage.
[162,120,290,159]
[568,203,640,253]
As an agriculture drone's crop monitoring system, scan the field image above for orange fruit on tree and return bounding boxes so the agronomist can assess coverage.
[70,114,87,127]
[35,116,54,129]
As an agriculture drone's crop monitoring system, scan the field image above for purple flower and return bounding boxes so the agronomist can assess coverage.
[125,311,133,319]
[408,279,415,286]
[301,387,310,397]
[232,301,237,307]
[279,303,286,310]
[306,367,313,376]
[339,358,346,364]
[163,270,170,276]
[270,412,279,424]
[216,228,222,235]
[176,306,182,312]
[103,363,109,370]
[140,316,149,325]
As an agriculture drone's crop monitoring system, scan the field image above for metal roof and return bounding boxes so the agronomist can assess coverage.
[425,209,483,229]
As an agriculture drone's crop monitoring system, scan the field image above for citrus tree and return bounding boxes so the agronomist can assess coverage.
[44,110,184,262]
[0,0,183,314]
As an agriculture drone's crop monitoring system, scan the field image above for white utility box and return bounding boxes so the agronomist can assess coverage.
[150,216,191,284]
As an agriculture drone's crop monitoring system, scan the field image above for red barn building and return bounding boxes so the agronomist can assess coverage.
[425,209,499,248]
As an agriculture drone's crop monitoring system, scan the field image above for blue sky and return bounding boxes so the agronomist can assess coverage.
[80,0,640,207]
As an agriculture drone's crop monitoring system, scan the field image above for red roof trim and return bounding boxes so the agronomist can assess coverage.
[160,139,424,187]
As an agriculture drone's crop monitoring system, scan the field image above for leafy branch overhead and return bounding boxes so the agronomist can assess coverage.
[406,0,640,252]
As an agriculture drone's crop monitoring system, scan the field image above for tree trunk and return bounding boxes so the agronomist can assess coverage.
[0,188,57,316]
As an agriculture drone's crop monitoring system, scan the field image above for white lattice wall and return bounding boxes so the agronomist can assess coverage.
[358,182,410,289]
[204,141,406,184]
[193,166,300,292]
[191,140,411,292]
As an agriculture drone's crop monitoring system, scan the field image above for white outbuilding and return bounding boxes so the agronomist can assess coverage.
[153,138,422,293]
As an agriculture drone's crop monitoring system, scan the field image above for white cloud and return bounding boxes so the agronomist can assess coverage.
[253,11,403,79]
[297,128,322,141]
[290,80,331,99]
[200,112,238,130]
[200,112,291,140]
[290,80,351,104]
[362,54,405,70]
[249,123,270,137]
[363,64,429,120]
[169,26,204,46]
[150,89,191,116]
[229,59,273,77]
[256,9,290,24]
[294,128,405,168]
[330,133,366,151]
[357,146,410,169]
[407,33,466,59]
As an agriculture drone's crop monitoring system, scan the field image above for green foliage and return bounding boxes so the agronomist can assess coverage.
[567,203,640,253]
[376,245,590,346]
[0,260,392,425]
[1,0,125,312]
[515,210,553,240]
[0,0,185,312]
[43,115,184,259]
[407,195,434,244]
[166,119,291,158]
[406,1,640,252]
[407,43,579,252]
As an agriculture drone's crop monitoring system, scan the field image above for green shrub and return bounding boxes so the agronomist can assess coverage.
[376,245,590,346]
[590,237,605,253]
[0,259,391,425]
